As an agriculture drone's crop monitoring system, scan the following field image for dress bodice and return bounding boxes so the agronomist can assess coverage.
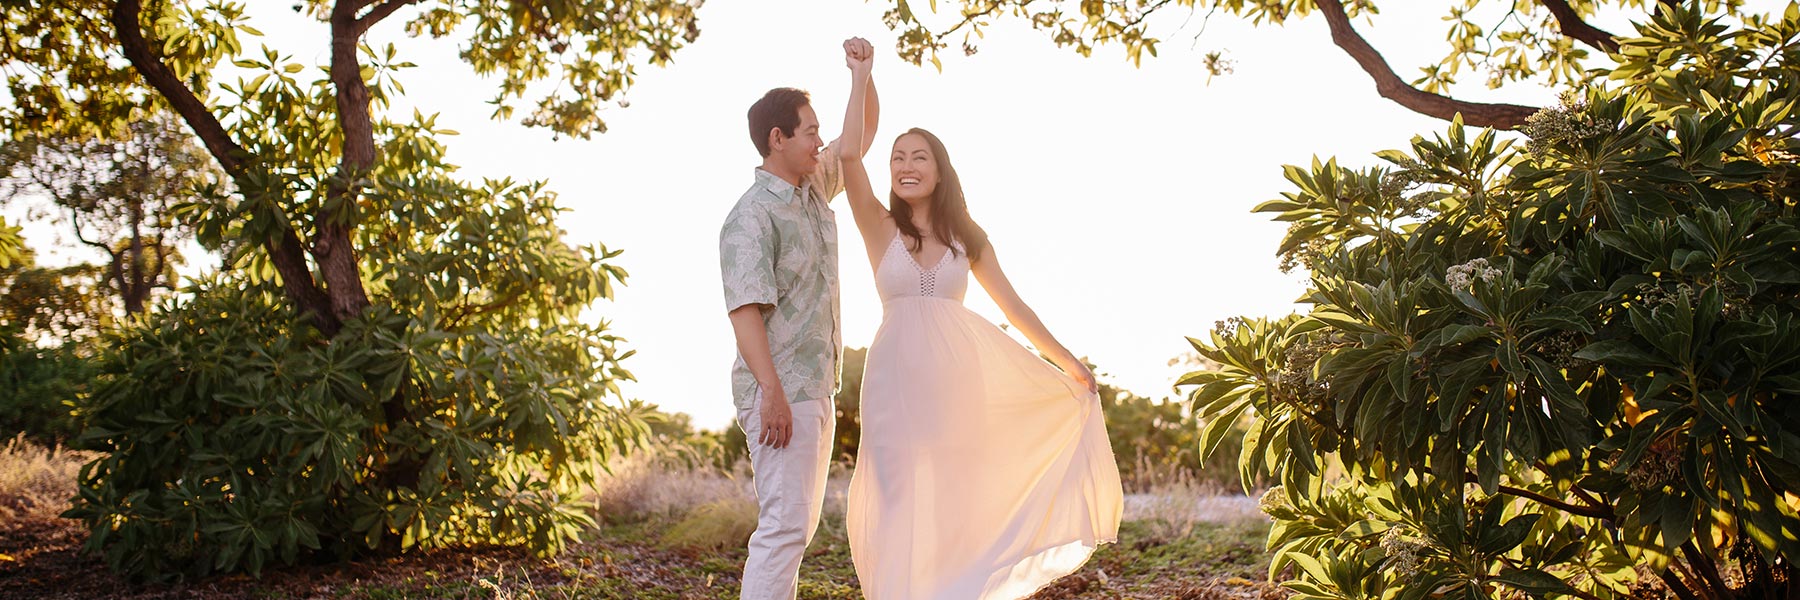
[875,233,969,303]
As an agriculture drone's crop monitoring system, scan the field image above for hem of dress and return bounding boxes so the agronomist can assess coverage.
[993,536,1120,600]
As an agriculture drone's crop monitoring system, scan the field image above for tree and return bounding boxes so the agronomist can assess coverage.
[3,0,698,335]
[0,242,111,443]
[1,0,703,579]
[879,0,1747,129]
[1181,5,1799,598]
[1,113,216,314]
[0,249,114,345]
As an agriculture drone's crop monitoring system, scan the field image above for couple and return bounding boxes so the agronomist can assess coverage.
[719,37,1123,600]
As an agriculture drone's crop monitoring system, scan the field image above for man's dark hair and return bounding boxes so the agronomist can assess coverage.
[748,88,810,158]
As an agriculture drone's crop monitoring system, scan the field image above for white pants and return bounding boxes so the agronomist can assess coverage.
[739,396,835,600]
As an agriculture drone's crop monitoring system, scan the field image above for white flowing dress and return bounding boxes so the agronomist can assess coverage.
[847,234,1123,599]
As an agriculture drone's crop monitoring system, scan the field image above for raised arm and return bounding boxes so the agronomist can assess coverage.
[971,247,1098,393]
[837,38,896,270]
[838,36,880,159]
[856,68,880,159]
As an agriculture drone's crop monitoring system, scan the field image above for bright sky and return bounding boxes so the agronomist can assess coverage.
[15,1,1781,430]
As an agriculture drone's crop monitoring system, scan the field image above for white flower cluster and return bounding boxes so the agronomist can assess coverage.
[1258,486,1291,515]
[1523,91,1613,155]
[1445,258,1503,290]
[1279,335,1344,404]
[1380,158,1428,201]
[1380,527,1428,577]
[1627,438,1683,491]
[1278,233,1332,274]
[1539,330,1586,369]
[1635,282,1696,309]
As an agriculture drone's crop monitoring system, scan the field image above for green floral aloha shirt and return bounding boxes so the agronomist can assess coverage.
[719,144,845,411]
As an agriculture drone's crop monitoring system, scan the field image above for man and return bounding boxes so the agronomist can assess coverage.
[718,38,878,599]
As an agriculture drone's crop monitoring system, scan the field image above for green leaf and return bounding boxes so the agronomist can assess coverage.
[1572,339,1663,369]
[1494,566,1574,595]
[1478,513,1542,555]
[1286,551,1334,584]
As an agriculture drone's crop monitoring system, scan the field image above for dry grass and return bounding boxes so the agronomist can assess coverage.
[660,498,761,550]
[0,434,91,529]
[0,434,95,590]
[590,450,857,551]
[590,451,757,524]
[591,445,1267,555]
[1124,468,1266,544]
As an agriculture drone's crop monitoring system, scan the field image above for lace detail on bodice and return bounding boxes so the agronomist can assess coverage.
[875,233,969,303]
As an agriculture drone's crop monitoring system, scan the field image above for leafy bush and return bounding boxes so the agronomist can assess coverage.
[0,254,112,444]
[1182,7,1800,599]
[63,172,651,581]
[0,340,92,444]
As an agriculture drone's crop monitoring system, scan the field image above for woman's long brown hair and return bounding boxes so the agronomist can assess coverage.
[890,128,990,263]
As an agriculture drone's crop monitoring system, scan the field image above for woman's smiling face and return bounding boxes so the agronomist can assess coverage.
[890,132,938,204]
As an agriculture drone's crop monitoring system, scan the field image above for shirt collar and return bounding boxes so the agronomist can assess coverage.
[754,167,806,203]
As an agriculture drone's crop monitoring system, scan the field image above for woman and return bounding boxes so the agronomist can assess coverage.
[836,42,1123,599]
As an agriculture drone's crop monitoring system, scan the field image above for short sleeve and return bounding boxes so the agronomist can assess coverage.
[720,202,778,313]
[807,141,846,201]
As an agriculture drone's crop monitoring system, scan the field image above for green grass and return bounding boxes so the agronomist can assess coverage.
[409,517,1279,600]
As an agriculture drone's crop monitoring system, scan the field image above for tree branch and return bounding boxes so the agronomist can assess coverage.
[109,0,248,176]
[446,288,527,325]
[1495,483,1616,520]
[1538,0,1620,53]
[356,0,421,34]
[1569,484,1605,509]
[933,0,1006,44]
[1658,568,1702,600]
[1681,542,1730,598]
[1314,0,1540,130]
[114,0,340,334]
[64,206,117,258]
[1095,0,1177,43]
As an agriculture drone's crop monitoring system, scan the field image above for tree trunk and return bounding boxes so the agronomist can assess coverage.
[125,195,145,315]
[330,1,421,508]
[110,0,341,334]
[319,1,375,326]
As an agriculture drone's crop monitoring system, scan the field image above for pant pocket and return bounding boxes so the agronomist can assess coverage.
[739,387,762,439]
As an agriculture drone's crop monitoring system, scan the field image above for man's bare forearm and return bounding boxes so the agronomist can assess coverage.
[728,305,782,393]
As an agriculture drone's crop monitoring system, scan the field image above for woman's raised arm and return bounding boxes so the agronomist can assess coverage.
[837,39,895,270]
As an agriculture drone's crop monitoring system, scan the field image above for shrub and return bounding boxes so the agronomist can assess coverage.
[63,173,649,581]
[1181,7,1800,598]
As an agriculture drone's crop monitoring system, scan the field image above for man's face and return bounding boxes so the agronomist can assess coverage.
[771,104,823,176]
